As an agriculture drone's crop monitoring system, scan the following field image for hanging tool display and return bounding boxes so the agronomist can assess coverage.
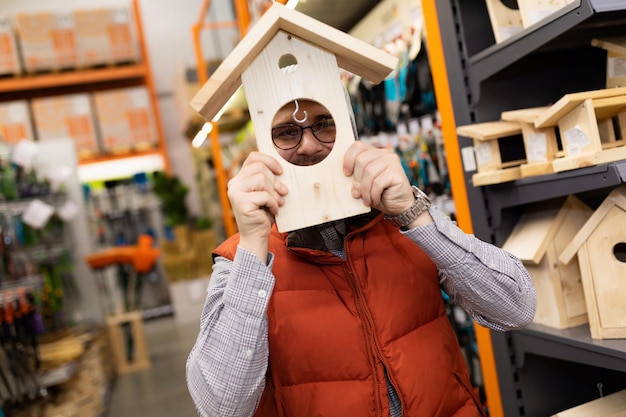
[0,286,47,410]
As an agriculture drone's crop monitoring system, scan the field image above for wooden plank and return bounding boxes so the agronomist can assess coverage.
[552,196,592,324]
[190,3,397,121]
[105,311,151,374]
[502,199,562,264]
[518,0,577,28]
[552,143,626,172]
[521,122,558,163]
[593,95,626,120]
[520,161,554,177]
[559,187,626,263]
[456,120,521,140]
[553,389,626,416]
[484,0,523,43]
[592,37,626,56]
[557,98,602,157]
[586,206,626,336]
[527,256,566,327]
[472,166,521,186]
[474,140,504,173]
[534,86,626,128]
[501,106,551,123]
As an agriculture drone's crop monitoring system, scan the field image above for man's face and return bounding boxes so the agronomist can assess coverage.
[271,100,336,166]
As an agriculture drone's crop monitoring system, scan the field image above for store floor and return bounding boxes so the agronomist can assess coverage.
[106,316,200,417]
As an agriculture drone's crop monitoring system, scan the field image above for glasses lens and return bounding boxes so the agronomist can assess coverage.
[272,124,302,149]
[312,118,336,143]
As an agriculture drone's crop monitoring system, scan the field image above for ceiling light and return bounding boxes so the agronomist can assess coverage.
[192,122,213,148]
[284,0,299,10]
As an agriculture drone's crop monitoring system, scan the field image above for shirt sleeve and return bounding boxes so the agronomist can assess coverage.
[186,247,275,417]
[402,207,537,331]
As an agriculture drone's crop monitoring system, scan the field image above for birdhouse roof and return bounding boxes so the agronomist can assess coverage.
[503,195,590,264]
[190,2,398,121]
[559,186,626,264]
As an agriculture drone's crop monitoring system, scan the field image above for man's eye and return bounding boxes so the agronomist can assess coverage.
[273,126,300,139]
[314,118,335,131]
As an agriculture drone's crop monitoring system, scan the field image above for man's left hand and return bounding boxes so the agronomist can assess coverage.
[343,141,414,216]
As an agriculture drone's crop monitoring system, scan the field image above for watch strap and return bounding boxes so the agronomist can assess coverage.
[383,186,431,229]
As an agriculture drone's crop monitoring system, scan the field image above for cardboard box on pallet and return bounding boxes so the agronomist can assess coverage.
[0,16,22,75]
[74,7,140,67]
[31,93,100,159]
[0,101,34,145]
[15,11,78,72]
[93,87,158,153]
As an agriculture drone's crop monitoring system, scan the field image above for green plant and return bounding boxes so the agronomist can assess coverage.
[152,172,189,227]
[195,217,213,230]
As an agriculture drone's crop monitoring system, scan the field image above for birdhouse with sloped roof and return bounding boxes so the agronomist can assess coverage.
[559,186,626,339]
[502,195,593,329]
[190,3,397,232]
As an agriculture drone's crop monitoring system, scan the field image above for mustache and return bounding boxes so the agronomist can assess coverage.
[291,154,328,166]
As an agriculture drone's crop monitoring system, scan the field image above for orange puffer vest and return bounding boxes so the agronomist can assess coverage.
[214,214,485,417]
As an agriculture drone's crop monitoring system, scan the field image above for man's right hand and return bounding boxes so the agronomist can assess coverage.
[227,151,288,262]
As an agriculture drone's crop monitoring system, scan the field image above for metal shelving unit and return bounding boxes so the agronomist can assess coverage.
[424,0,626,415]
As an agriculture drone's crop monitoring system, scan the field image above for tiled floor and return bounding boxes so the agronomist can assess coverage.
[106,316,200,417]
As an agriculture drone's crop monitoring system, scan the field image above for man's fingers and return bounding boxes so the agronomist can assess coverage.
[242,151,283,176]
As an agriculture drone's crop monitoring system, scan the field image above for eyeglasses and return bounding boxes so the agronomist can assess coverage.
[271,118,336,150]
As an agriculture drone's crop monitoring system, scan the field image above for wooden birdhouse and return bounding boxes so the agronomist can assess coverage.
[517,0,577,29]
[591,36,626,88]
[456,120,526,186]
[190,3,397,232]
[502,195,593,329]
[534,86,626,173]
[559,186,626,339]
[501,106,558,177]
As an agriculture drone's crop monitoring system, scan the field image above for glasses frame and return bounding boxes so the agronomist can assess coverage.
[271,118,336,150]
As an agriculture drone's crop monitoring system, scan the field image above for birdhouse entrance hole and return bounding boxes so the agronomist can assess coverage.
[614,242,626,263]
[278,53,298,71]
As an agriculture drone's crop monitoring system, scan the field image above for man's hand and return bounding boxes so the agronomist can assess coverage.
[343,141,415,217]
[227,152,288,262]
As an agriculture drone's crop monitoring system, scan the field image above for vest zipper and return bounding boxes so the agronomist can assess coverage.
[345,263,384,416]
[344,249,406,417]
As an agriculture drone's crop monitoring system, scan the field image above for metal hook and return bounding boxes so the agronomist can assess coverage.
[292,99,307,123]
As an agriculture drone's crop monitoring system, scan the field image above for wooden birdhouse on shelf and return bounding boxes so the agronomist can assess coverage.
[190,3,397,232]
[534,86,626,173]
[559,186,626,339]
[502,195,593,330]
[501,106,558,178]
[456,120,526,186]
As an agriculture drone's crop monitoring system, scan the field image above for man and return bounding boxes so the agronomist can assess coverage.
[187,99,536,417]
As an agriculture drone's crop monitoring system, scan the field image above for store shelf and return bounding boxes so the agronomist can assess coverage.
[425,0,626,415]
[461,0,626,107]
[513,324,626,373]
[0,0,170,175]
[0,64,147,94]
[485,160,626,230]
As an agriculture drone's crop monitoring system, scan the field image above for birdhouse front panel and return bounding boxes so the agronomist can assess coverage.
[241,30,370,232]
[583,204,626,338]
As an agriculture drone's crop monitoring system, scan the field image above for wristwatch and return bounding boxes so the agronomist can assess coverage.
[383,185,431,229]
